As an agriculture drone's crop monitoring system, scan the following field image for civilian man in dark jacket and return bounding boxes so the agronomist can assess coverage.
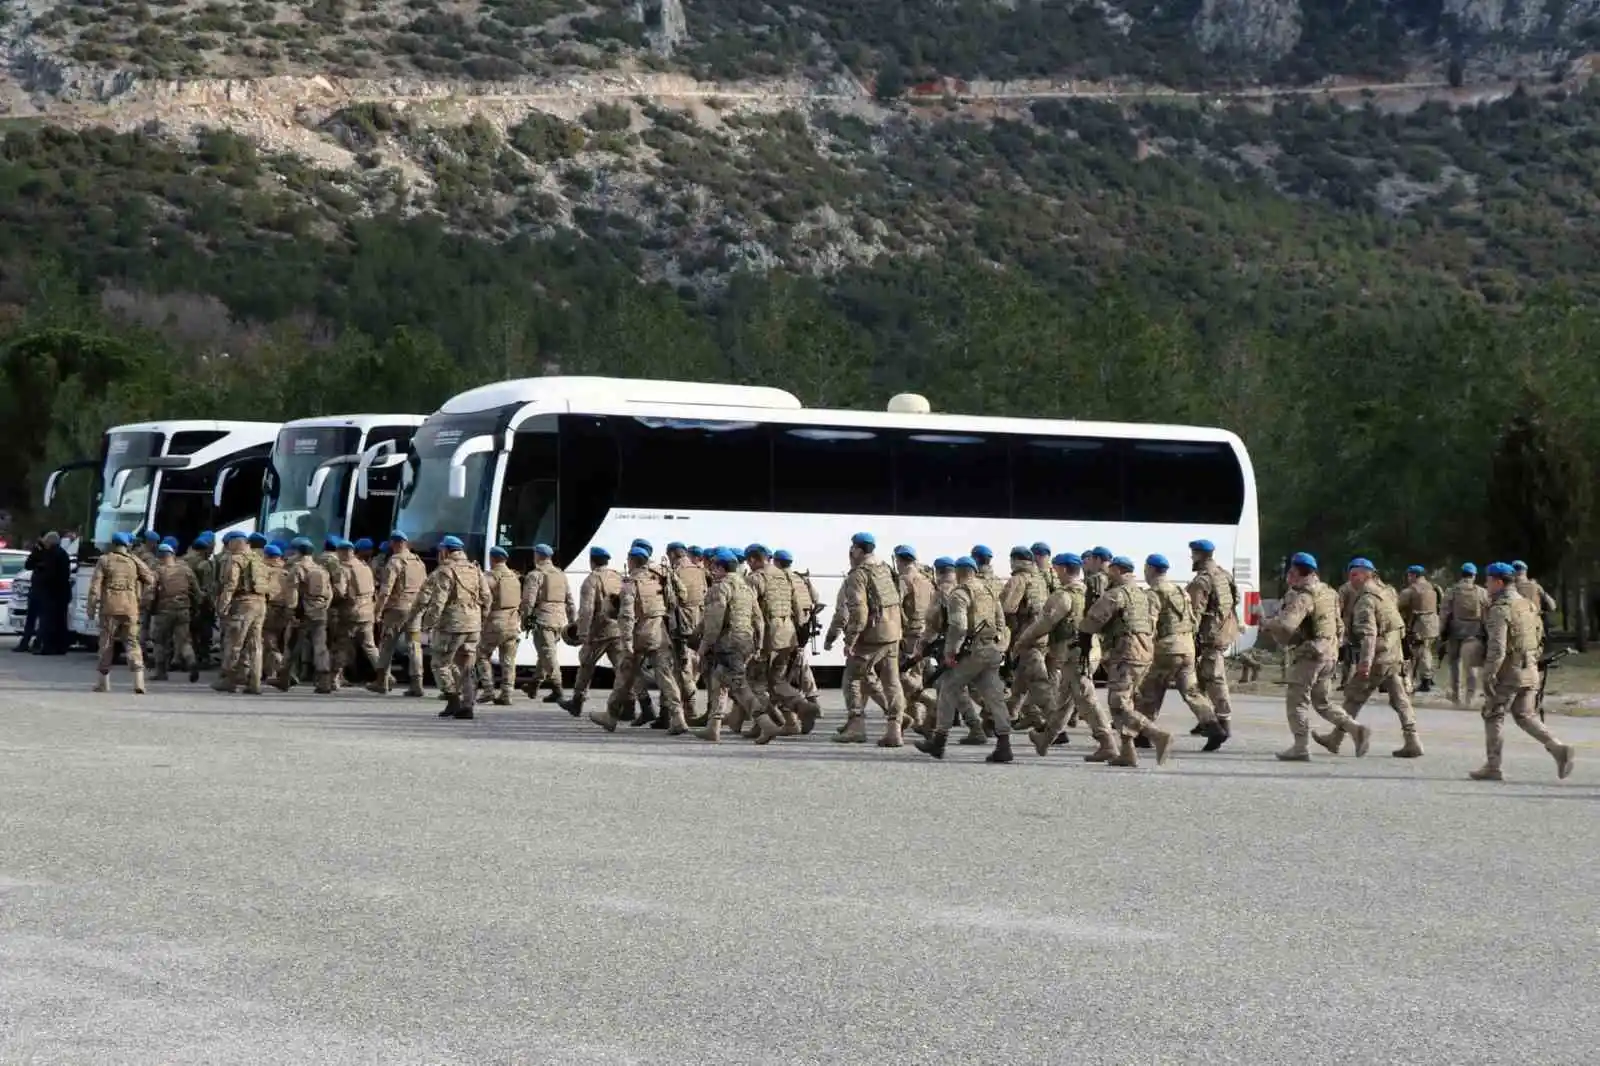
[11,538,44,652]
[32,532,73,655]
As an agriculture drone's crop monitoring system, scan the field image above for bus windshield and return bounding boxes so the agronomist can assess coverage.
[394,414,501,557]
[261,426,361,545]
[92,431,164,550]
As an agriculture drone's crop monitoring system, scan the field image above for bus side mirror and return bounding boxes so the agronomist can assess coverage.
[110,468,133,507]
[357,450,406,501]
[448,465,467,500]
[44,469,65,507]
[213,465,235,509]
[307,465,331,508]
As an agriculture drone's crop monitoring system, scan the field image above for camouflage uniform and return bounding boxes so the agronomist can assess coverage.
[522,557,574,701]
[1081,570,1168,766]
[373,545,428,696]
[1262,574,1368,760]
[832,552,905,744]
[695,566,767,742]
[566,559,623,715]
[478,557,523,705]
[149,552,201,681]
[590,558,684,733]
[919,570,1011,763]
[87,543,154,692]
[1186,557,1239,725]
[1323,578,1423,758]
[214,543,269,694]
[1000,557,1052,727]
[1473,585,1575,781]
[1018,572,1114,761]
[1440,576,1490,706]
[418,551,486,716]
[1137,573,1222,740]
[1397,574,1440,690]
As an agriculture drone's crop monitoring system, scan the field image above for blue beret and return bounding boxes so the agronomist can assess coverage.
[1486,562,1516,579]
[629,545,649,559]
[1189,538,1215,553]
[194,531,215,547]
[292,537,315,552]
[156,542,175,554]
[160,536,179,549]
[489,545,508,559]
[745,543,770,558]
[955,556,977,570]
[1461,562,1477,575]
[1090,546,1114,560]
[1030,542,1051,555]
[893,544,916,559]
[248,532,267,546]
[1009,546,1031,560]
[970,544,993,559]
[271,539,289,552]
[1110,555,1136,570]
[439,535,464,550]
[667,541,686,552]
[354,538,373,551]
[1407,564,1425,575]
[1511,560,1528,571]
[1052,552,1083,568]
[112,531,134,547]
[590,546,610,560]
[263,544,283,558]
[534,543,553,556]
[143,530,161,542]
[223,531,246,543]
[1291,551,1318,570]
[389,530,408,542]
[773,549,793,563]
[631,539,652,555]
[851,532,875,550]
[934,556,956,569]
[1146,554,1169,570]
[1348,557,1375,572]
[688,545,703,557]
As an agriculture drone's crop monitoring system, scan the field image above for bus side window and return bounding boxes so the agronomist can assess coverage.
[1122,441,1244,524]
[893,433,1007,518]
[773,427,890,515]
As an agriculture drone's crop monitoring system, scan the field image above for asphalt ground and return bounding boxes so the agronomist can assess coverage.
[2,652,1597,1065]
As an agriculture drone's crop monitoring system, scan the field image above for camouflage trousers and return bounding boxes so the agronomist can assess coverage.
[150,609,195,677]
[935,642,1008,734]
[1195,644,1234,720]
[843,640,904,720]
[262,606,296,686]
[1446,636,1486,705]
[753,646,808,717]
[290,616,331,682]
[530,625,561,687]
[1105,658,1155,737]
[1284,655,1359,740]
[431,630,479,696]
[705,640,762,722]
[220,598,266,691]
[1136,650,1217,725]
[96,613,142,674]
[476,626,521,700]
[375,609,424,694]
[607,641,682,716]
[1041,651,1112,741]
[1481,682,1561,769]
[1342,661,1416,730]
[573,636,621,699]
[332,612,380,681]
[1008,645,1054,721]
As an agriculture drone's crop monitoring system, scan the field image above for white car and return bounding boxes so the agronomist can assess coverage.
[0,549,27,635]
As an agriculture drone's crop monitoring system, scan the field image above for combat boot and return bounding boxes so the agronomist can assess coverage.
[188,665,200,683]
[493,692,513,707]
[1393,729,1424,758]
[132,669,147,695]
[588,705,619,733]
[1312,728,1345,755]
[799,698,820,734]
[631,693,657,728]
[832,714,867,744]
[1419,678,1433,693]
[650,706,671,730]
[1350,722,1373,757]
[366,677,390,695]
[753,712,783,745]
[915,730,948,759]
[1276,736,1312,762]
[958,725,989,746]
[694,717,723,743]
[725,703,747,735]
[1189,722,1207,736]
[151,667,169,682]
[438,693,462,718]
[1147,727,1173,766]
[314,672,334,695]
[1028,727,1054,757]
[451,698,474,720]
[615,700,635,723]
[666,707,689,736]
[781,711,802,736]
[1133,733,1153,750]
[1201,719,1229,752]
[877,716,903,748]
[542,681,564,705]
[211,676,235,693]
[1083,733,1117,762]
[1107,736,1139,767]
[93,673,110,693]
[1550,743,1576,780]
[560,695,584,718]
[1467,763,1503,781]
[985,734,1014,764]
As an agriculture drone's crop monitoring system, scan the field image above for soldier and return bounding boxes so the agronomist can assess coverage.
[134,529,161,656]
[1440,563,1490,707]
[477,546,523,706]
[970,544,1010,653]
[695,548,771,743]
[588,545,686,734]
[1137,554,1227,748]
[562,547,623,718]
[521,543,574,705]
[1186,538,1239,741]
[148,541,201,683]
[184,531,218,668]
[893,545,936,732]
[415,535,484,719]
[1336,562,1362,689]
[1470,562,1576,782]
[276,538,333,693]
[1510,560,1557,649]
[331,539,381,688]
[668,542,708,719]
[1396,564,1441,693]
[1079,555,1172,767]
[1260,552,1371,761]
[1031,542,1059,594]
[1019,553,1116,761]
[915,556,1011,762]
[828,532,906,745]
[1071,546,1114,728]
[370,531,428,697]
[212,531,269,695]
[746,544,812,736]
[1000,545,1052,730]
[262,543,300,689]
[87,531,154,693]
[774,549,823,728]
[1315,558,1425,758]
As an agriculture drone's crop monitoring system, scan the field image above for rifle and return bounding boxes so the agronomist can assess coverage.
[921,628,982,689]
[902,634,945,675]
[1075,631,1095,678]
[1536,646,1578,722]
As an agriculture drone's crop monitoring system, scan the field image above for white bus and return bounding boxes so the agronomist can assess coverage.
[393,377,1262,669]
[257,415,426,547]
[45,419,280,640]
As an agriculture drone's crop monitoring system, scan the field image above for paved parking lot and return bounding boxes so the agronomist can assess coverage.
[2,652,1597,1065]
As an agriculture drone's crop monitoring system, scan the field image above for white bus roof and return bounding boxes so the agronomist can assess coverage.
[279,414,428,431]
[435,377,1243,449]
[111,420,281,436]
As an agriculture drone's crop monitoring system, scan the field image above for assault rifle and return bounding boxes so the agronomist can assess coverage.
[1536,646,1578,722]
[902,634,945,675]
[922,627,986,689]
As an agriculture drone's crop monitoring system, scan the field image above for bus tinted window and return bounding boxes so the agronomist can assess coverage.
[499,416,559,570]
[1010,438,1123,521]
[558,416,621,568]
[615,418,770,511]
[1123,441,1244,524]
[894,433,1008,518]
[773,427,892,515]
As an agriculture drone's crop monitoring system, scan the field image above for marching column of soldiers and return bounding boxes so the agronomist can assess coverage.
[83,528,1578,782]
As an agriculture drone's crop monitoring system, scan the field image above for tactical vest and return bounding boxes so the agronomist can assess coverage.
[445,560,484,612]
[299,560,333,613]
[155,561,193,609]
[1152,580,1194,640]
[788,569,813,615]
[673,563,707,608]
[1084,569,1109,609]
[395,552,426,597]
[631,566,668,620]
[900,568,934,631]
[535,563,569,606]
[347,559,376,599]
[1195,563,1238,645]
[100,551,139,600]
[1412,580,1438,614]
[964,579,1002,641]
[1295,583,1339,643]
[861,560,902,642]
[234,552,264,597]
[1050,584,1087,647]
[269,561,299,610]
[1506,595,1539,663]
[1451,581,1484,622]
[1101,582,1153,642]
[490,565,521,611]
[720,576,757,643]
[758,566,794,624]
